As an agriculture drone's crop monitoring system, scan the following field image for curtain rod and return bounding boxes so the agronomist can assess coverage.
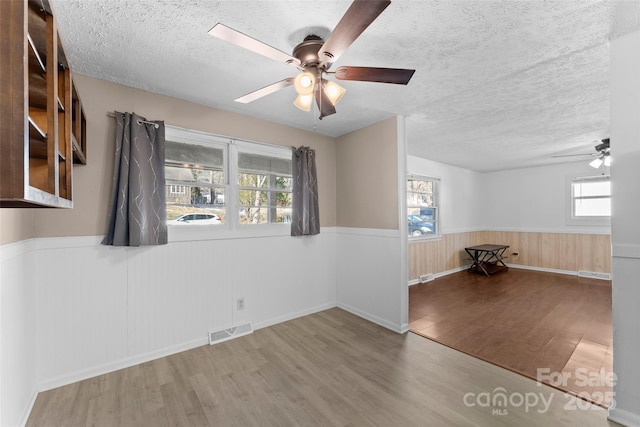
[106,112,160,129]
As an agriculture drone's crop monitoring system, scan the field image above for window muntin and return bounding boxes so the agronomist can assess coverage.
[237,151,292,224]
[407,175,439,238]
[572,176,611,218]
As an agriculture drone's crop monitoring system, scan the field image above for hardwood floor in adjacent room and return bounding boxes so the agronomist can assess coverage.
[409,268,613,407]
[27,308,619,426]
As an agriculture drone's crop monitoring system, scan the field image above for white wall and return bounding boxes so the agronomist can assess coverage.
[609,29,640,427]
[0,241,38,427]
[31,231,336,391]
[408,155,612,236]
[336,229,404,332]
[407,155,483,233]
[335,117,407,333]
[481,161,610,234]
[0,230,337,425]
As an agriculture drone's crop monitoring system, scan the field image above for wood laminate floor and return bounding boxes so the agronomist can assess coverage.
[409,268,613,408]
[27,308,619,426]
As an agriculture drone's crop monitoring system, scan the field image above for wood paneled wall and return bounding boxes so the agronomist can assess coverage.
[409,231,611,281]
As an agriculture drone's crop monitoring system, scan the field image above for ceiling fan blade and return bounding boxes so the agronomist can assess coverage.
[334,66,415,85]
[315,83,336,119]
[318,0,391,69]
[234,78,294,104]
[209,23,300,68]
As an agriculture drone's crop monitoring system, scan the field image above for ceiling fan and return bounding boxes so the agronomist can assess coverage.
[208,0,415,120]
[552,138,610,168]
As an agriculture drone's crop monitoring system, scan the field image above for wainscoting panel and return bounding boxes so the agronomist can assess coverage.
[0,240,38,427]
[409,232,482,281]
[336,228,404,332]
[34,232,337,391]
[409,231,611,281]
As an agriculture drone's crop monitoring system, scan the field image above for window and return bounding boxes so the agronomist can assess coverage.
[237,149,292,224]
[571,175,611,218]
[164,126,292,232]
[169,185,187,195]
[407,174,440,238]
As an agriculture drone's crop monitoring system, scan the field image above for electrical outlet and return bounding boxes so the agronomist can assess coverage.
[236,297,245,311]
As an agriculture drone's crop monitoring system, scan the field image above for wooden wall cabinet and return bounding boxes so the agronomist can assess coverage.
[1,0,87,208]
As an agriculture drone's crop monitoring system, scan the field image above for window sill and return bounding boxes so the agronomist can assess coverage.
[167,223,291,242]
[408,234,442,243]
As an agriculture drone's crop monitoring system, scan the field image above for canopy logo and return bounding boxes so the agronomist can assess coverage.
[463,387,554,415]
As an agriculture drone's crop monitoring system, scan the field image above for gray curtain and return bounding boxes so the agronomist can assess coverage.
[102,112,167,246]
[291,146,320,236]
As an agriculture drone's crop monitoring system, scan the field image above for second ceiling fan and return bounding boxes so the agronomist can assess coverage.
[208,0,415,119]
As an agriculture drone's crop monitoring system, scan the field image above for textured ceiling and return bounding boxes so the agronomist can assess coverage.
[50,0,640,172]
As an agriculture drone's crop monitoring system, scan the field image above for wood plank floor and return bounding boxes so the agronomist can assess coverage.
[409,268,613,408]
[27,308,620,426]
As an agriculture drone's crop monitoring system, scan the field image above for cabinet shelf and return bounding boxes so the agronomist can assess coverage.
[27,34,45,74]
[1,0,87,208]
[28,115,47,140]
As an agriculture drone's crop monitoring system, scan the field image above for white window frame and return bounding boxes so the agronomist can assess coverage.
[566,175,611,227]
[407,174,441,241]
[233,140,293,229]
[164,126,292,242]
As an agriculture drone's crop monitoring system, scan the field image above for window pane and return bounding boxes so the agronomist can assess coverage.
[240,207,267,224]
[276,176,292,190]
[573,180,610,197]
[167,206,224,225]
[407,176,439,238]
[277,208,292,223]
[407,191,433,207]
[237,150,292,225]
[408,179,433,193]
[238,173,269,188]
[408,214,436,236]
[238,152,291,175]
[166,165,224,185]
[575,198,611,217]
[239,190,267,206]
[166,141,224,169]
[166,185,225,224]
[276,192,292,207]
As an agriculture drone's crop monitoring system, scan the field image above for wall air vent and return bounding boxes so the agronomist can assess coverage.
[419,274,434,283]
[209,322,253,345]
[577,271,611,280]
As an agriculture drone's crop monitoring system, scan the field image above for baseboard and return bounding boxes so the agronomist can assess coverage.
[337,302,405,334]
[38,302,338,392]
[508,263,611,280]
[37,336,208,392]
[608,407,640,427]
[17,386,39,427]
[410,263,611,285]
[408,265,471,286]
[507,263,576,276]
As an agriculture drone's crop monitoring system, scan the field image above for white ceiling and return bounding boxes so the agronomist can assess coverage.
[50,0,640,172]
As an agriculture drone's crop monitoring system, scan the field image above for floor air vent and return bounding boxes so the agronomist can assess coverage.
[209,323,253,345]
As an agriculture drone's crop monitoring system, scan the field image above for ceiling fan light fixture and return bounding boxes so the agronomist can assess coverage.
[294,72,316,95]
[323,80,346,106]
[604,155,611,167]
[294,94,313,111]
[589,157,604,169]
